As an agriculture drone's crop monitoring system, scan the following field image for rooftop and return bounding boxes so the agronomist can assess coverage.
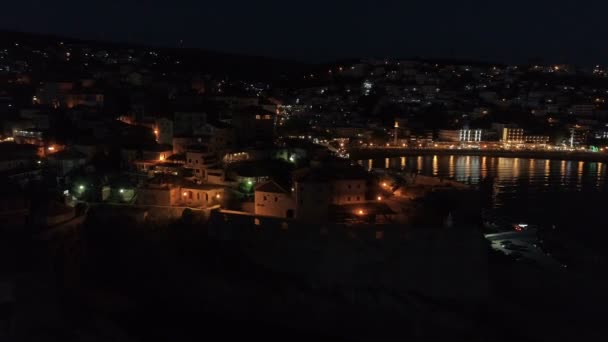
[255,180,289,194]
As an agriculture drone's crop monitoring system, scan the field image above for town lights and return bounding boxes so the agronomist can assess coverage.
[382,182,387,187]
[247,180,253,186]
[216,194,221,199]
[183,192,188,197]
[119,189,124,193]
[357,209,364,215]
[47,146,55,151]
[377,196,382,201]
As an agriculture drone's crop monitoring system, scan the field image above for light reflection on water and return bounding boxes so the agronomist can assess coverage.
[367,155,606,188]
[363,155,608,229]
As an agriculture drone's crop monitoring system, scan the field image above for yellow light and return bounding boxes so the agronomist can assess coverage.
[382,182,387,187]
[358,210,364,215]
[377,196,382,201]
[154,129,158,135]
[216,193,221,199]
[183,192,188,196]
[159,154,165,161]
[47,146,55,151]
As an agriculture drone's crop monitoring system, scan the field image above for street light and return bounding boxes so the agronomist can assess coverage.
[377,196,382,201]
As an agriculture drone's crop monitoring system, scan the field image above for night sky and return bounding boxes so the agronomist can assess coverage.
[1,0,606,65]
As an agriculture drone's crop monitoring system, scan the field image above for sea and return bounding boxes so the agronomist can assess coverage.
[359,155,608,252]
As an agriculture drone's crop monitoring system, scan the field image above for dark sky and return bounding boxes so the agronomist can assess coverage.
[1,0,606,65]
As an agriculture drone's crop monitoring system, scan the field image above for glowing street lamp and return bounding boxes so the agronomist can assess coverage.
[119,189,124,194]
[377,196,382,201]
[357,209,364,215]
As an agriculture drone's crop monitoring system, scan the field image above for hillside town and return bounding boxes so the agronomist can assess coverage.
[3,32,608,229]
[3,20,608,341]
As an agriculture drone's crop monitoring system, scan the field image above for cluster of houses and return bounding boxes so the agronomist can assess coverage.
[1,88,394,227]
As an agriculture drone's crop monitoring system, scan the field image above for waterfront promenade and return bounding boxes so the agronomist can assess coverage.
[349,147,608,163]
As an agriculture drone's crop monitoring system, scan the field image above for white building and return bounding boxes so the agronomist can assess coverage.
[185,148,224,183]
[459,129,482,142]
[254,180,295,218]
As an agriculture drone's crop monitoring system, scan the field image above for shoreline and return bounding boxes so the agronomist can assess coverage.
[348,148,608,163]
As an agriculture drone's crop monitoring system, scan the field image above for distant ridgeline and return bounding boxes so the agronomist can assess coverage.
[0,30,307,81]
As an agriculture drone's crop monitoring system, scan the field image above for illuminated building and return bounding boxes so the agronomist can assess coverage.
[459,129,483,142]
[292,163,369,222]
[524,135,550,144]
[501,128,524,143]
[185,147,224,183]
[254,180,295,218]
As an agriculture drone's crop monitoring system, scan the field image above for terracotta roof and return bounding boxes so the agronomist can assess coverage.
[255,180,289,194]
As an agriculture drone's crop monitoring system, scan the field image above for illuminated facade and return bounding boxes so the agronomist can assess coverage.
[501,128,524,143]
[293,165,368,222]
[459,129,483,142]
[524,135,550,144]
[254,181,295,218]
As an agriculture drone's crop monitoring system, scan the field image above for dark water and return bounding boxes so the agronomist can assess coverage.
[359,155,608,245]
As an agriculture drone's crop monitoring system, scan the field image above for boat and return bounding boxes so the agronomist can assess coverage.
[482,209,538,234]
